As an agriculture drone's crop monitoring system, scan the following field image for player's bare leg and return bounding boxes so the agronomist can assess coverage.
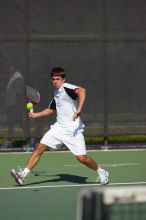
[76,155,98,170]
[26,143,47,170]
[76,155,109,185]
[11,143,47,185]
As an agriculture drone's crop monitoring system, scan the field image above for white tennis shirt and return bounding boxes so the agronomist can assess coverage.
[49,83,85,133]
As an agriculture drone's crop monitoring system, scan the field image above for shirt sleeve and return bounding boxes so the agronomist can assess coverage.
[49,98,56,110]
[63,83,79,90]
[64,87,78,100]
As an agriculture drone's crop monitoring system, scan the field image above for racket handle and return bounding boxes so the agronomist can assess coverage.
[30,108,33,113]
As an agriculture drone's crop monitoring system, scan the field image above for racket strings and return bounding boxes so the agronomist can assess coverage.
[26,85,40,104]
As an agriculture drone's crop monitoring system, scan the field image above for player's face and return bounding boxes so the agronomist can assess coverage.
[51,76,65,89]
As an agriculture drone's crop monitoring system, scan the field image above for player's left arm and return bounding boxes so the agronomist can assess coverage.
[73,87,86,120]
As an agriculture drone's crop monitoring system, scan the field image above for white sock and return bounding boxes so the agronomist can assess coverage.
[97,166,103,174]
[22,168,30,178]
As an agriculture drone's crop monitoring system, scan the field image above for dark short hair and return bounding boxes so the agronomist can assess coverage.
[50,67,66,78]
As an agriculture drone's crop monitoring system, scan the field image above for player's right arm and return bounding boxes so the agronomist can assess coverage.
[29,108,55,119]
[29,98,56,119]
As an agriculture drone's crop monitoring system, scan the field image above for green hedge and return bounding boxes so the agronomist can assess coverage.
[1,135,146,146]
[85,135,146,144]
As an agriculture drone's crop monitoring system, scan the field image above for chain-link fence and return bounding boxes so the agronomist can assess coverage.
[0,0,146,149]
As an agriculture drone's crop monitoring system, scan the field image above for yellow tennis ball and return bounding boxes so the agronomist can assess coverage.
[26,102,33,110]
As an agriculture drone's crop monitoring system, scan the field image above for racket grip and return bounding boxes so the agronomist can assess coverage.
[30,108,33,113]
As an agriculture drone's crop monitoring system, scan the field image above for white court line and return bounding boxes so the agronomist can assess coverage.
[64,162,140,167]
[101,162,140,167]
[64,165,84,167]
[0,182,146,191]
[0,148,146,155]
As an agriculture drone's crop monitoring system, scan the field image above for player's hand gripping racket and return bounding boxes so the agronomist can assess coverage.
[25,84,40,112]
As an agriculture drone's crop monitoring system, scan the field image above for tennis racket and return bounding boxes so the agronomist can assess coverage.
[25,84,40,112]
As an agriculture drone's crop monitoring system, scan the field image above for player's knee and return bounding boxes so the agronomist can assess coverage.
[35,144,47,155]
[76,155,86,163]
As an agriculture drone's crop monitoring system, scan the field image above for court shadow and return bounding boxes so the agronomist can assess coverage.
[24,173,95,186]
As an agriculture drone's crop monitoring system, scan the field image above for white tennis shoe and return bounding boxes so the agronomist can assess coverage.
[96,168,109,185]
[10,167,25,186]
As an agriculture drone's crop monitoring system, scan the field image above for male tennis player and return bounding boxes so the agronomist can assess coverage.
[11,67,109,185]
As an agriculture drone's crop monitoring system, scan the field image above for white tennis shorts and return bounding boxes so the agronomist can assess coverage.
[40,122,86,156]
